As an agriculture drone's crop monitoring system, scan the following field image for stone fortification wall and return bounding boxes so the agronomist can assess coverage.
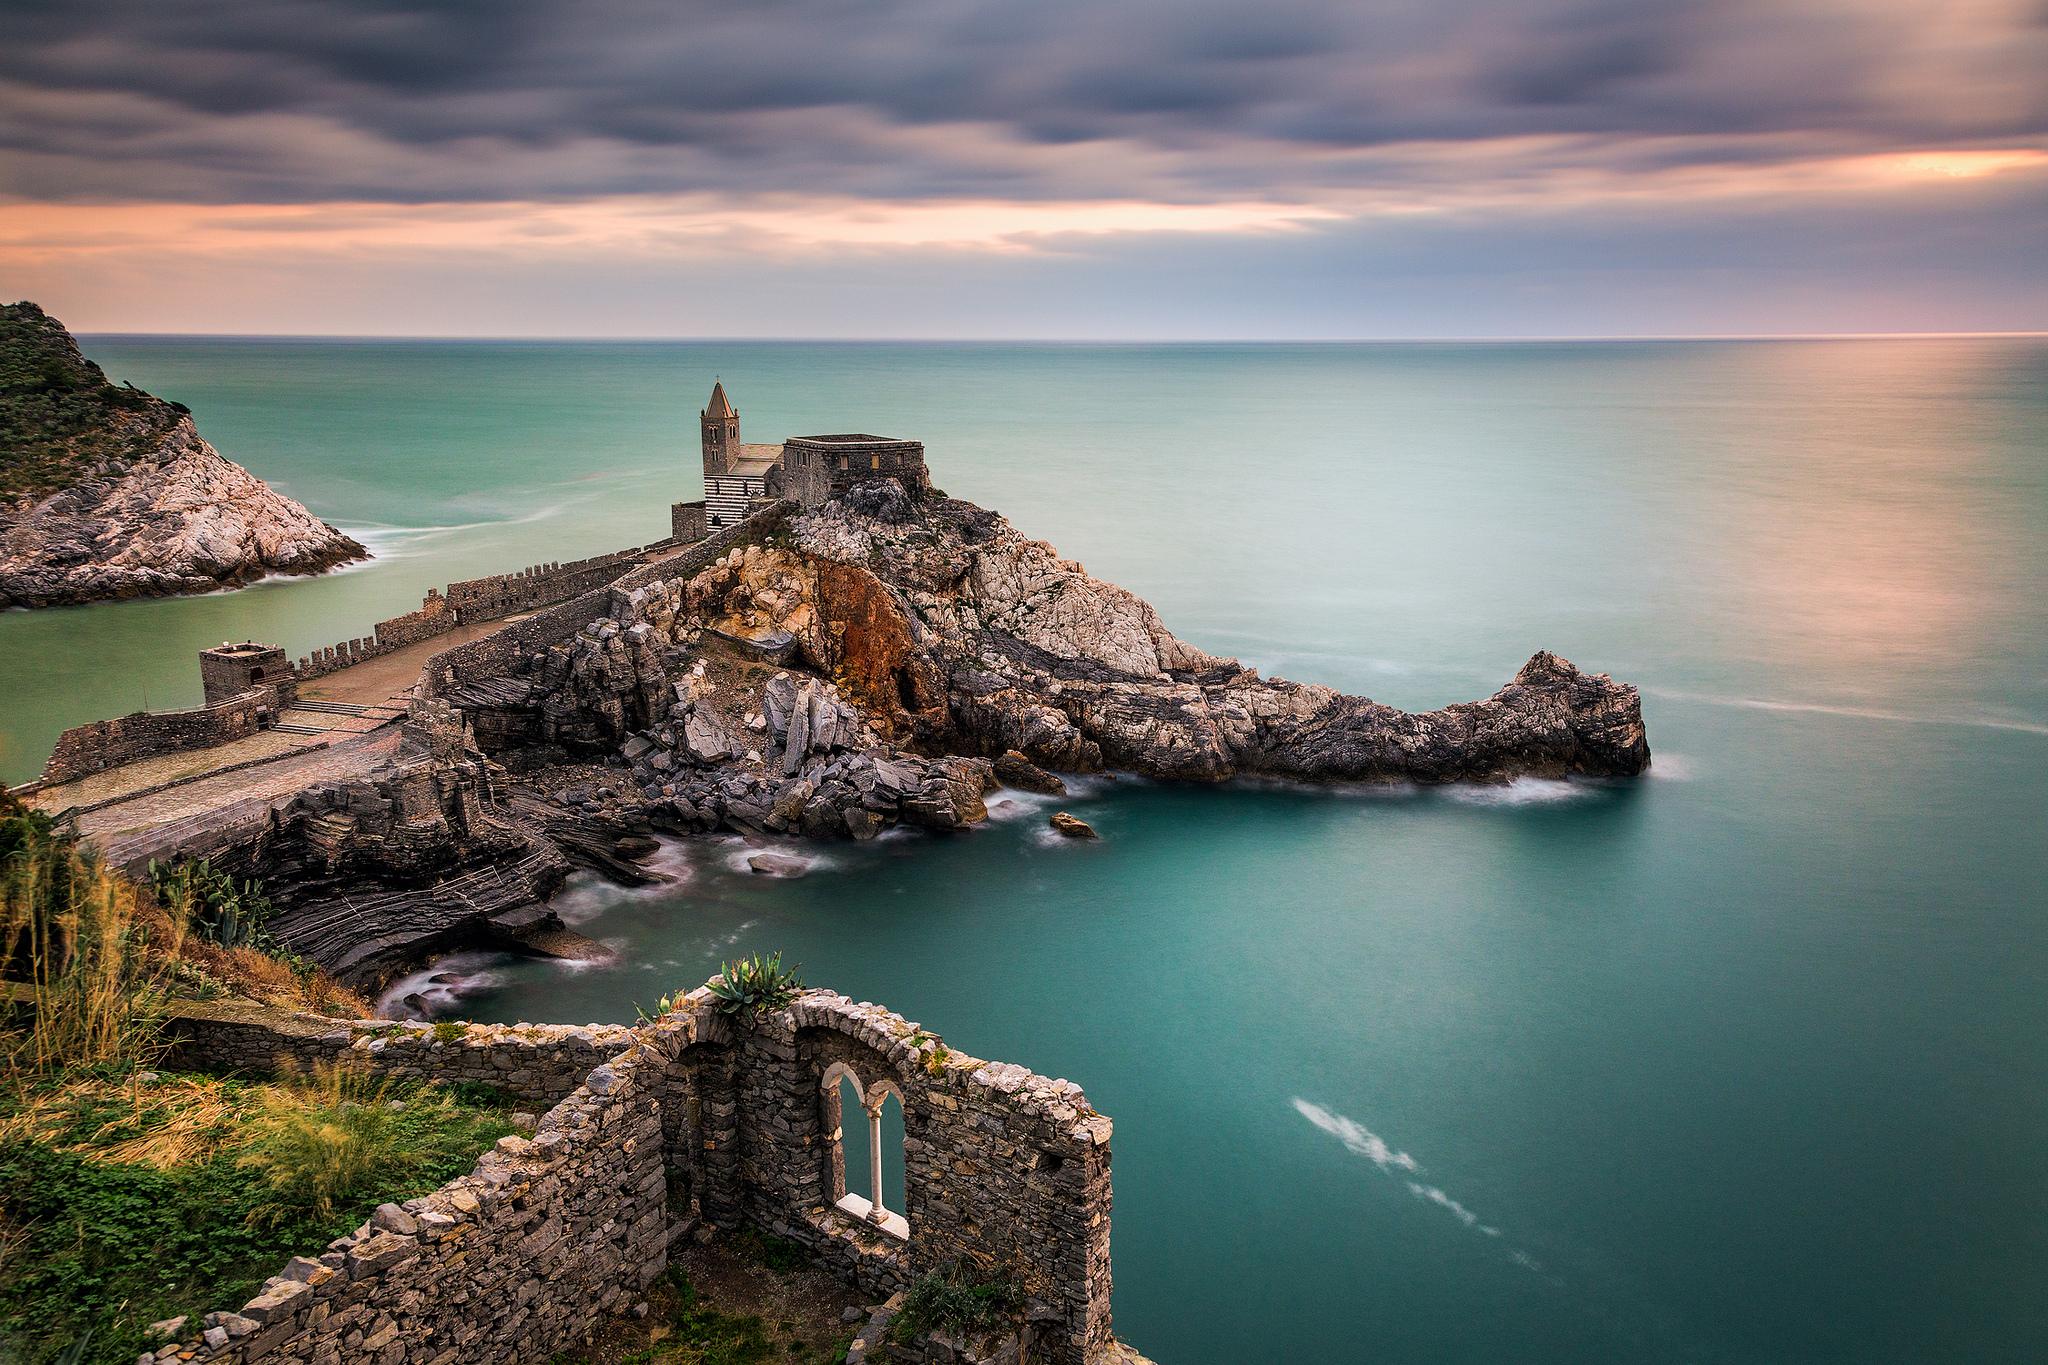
[291,544,661,685]
[36,690,273,788]
[290,589,459,681]
[443,548,651,621]
[32,542,674,782]
[425,505,791,701]
[161,1000,637,1111]
[147,982,1119,1365]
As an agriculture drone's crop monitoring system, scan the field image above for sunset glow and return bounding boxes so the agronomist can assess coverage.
[1,0,2041,336]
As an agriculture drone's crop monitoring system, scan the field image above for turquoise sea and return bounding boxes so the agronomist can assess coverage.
[3,337,2044,1363]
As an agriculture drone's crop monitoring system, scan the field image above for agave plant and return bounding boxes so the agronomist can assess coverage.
[707,951,804,1017]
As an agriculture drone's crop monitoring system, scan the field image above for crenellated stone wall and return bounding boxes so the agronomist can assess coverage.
[443,549,653,622]
[144,983,1123,1365]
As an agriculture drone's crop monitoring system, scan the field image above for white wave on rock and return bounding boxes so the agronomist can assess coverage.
[375,951,510,1020]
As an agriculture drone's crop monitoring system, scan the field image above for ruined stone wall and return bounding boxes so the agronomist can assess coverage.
[725,993,1115,1364]
[160,1001,637,1111]
[672,498,708,542]
[146,983,1119,1365]
[143,1030,673,1365]
[37,690,272,787]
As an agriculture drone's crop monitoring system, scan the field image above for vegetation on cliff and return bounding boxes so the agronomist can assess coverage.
[0,301,182,501]
[0,787,363,1074]
[0,301,366,609]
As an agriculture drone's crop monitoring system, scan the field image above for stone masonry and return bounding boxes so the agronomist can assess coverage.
[141,985,1124,1365]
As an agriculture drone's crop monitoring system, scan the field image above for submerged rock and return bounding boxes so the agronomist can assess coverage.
[747,851,811,877]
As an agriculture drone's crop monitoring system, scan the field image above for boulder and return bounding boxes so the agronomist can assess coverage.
[1049,812,1098,840]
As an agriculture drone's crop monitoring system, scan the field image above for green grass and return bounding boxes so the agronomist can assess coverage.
[0,1066,515,1365]
[579,1269,849,1365]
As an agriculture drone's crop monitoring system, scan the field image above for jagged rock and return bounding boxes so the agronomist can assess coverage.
[994,749,1066,795]
[1049,812,1098,840]
[681,711,734,763]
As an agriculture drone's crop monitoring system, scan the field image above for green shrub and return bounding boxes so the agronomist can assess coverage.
[236,1061,507,1230]
[889,1263,1024,1344]
[146,858,273,952]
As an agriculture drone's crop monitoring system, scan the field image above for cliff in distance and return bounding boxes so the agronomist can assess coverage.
[0,302,365,608]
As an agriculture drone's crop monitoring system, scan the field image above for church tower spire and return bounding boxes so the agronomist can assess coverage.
[701,381,740,478]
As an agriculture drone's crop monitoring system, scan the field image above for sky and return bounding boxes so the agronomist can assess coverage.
[1,0,2044,338]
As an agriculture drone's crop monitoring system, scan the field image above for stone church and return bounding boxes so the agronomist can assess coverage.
[673,381,931,540]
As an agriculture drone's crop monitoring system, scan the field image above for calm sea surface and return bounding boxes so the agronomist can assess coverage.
[4,338,2044,1363]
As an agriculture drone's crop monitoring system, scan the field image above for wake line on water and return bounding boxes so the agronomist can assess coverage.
[1647,687,2048,737]
[1291,1098,1529,1262]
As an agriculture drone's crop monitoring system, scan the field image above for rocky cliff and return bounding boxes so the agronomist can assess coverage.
[0,301,365,608]
[442,484,1649,845]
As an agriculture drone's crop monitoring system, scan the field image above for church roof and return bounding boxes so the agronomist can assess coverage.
[703,381,736,421]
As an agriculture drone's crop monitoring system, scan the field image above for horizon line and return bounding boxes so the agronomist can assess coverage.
[69,329,2048,344]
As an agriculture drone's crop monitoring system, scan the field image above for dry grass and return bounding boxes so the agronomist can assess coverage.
[0,799,181,1075]
[0,1073,249,1169]
[1,788,369,1080]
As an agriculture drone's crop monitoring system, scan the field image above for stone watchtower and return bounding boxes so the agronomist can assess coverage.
[199,641,289,706]
[700,381,740,478]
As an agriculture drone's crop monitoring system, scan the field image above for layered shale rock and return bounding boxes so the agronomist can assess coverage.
[0,301,365,608]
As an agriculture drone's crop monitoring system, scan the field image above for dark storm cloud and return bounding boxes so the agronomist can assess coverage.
[1,0,2044,203]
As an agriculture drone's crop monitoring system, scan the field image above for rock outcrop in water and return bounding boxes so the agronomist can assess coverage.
[0,301,365,608]
[70,475,1647,986]
[449,484,1648,846]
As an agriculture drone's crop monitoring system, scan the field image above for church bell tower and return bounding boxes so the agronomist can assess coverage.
[701,381,740,478]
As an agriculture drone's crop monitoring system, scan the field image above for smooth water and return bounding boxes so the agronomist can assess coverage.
[4,338,2044,1363]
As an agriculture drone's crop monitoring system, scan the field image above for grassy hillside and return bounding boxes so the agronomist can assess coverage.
[0,301,184,501]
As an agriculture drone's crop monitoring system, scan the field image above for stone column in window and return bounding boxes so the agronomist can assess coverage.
[864,1091,888,1224]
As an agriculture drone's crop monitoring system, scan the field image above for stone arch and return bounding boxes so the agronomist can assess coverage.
[816,1054,909,1240]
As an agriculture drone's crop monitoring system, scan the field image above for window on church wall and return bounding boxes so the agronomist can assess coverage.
[821,1063,908,1240]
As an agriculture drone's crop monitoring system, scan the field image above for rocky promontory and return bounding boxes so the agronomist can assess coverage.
[0,301,365,608]
[439,483,1650,849]
[55,469,1648,987]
